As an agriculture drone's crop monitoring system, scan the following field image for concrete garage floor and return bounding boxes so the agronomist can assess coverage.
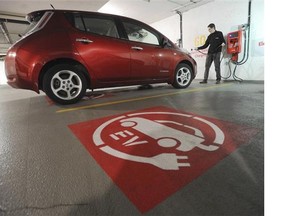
[0,80,264,216]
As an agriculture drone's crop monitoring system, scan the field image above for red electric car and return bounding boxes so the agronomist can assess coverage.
[5,10,197,105]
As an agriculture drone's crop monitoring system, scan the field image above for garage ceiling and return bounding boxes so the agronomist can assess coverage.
[0,0,213,57]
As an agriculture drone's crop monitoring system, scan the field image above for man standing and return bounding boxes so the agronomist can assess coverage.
[195,23,226,84]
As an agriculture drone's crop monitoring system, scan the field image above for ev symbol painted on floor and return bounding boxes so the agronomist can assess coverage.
[69,106,259,213]
[93,111,224,170]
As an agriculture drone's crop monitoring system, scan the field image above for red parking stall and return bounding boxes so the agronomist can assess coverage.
[69,106,259,213]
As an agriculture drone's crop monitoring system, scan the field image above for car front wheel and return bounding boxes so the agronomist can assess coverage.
[172,63,193,89]
[43,64,87,105]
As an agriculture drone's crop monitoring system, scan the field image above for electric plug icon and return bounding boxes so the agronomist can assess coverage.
[151,153,190,170]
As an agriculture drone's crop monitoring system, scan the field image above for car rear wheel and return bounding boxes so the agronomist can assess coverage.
[172,63,193,89]
[43,64,87,105]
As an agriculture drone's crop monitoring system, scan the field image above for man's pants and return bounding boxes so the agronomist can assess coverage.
[203,52,221,81]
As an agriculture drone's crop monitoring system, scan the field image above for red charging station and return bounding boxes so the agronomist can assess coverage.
[227,30,242,61]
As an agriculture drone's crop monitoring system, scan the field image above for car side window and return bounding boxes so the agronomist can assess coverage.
[74,14,119,38]
[74,14,85,31]
[122,21,159,46]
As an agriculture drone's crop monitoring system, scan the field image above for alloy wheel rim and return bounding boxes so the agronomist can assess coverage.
[51,70,82,100]
[176,67,191,86]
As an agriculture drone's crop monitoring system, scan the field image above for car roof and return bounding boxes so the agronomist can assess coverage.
[27,9,139,23]
[26,9,172,44]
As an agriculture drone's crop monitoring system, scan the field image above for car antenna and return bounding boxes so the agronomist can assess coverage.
[50,4,55,9]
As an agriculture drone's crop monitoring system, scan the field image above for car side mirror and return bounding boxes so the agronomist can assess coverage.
[162,38,171,48]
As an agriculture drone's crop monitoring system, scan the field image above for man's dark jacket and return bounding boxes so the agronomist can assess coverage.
[197,30,226,54]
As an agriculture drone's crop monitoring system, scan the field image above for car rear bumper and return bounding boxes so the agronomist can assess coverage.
[5,50,39,93]
[6,75,37,91]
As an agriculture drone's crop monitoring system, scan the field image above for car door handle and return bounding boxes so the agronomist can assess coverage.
[76,38,93,44]
[131,46,143,51]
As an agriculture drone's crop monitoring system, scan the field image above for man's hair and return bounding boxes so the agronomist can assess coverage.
[207,23,216,29]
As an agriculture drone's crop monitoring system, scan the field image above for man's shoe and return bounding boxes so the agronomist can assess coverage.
[215,80,221,84]
[200,80,207,84]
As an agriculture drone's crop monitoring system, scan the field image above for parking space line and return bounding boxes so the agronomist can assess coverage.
[56,83,232,113]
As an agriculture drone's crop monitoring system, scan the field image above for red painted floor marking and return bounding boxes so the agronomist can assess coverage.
[45,96,55,106]
[68,106,260,213]
[45,93,114,105]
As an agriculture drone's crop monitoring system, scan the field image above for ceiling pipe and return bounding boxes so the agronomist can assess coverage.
[0,22,13,44]
[0,18,29,25]
[176,11,183,48]
[172,0,213,13]
[168,0,184,6]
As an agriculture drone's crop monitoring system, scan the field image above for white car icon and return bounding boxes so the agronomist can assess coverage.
[120,117,219,152]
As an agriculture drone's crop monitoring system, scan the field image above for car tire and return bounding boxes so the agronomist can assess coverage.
[172,63,193,89]
[43,64,87,105]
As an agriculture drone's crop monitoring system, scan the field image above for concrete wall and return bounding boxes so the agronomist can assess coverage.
[151,0,264,81]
